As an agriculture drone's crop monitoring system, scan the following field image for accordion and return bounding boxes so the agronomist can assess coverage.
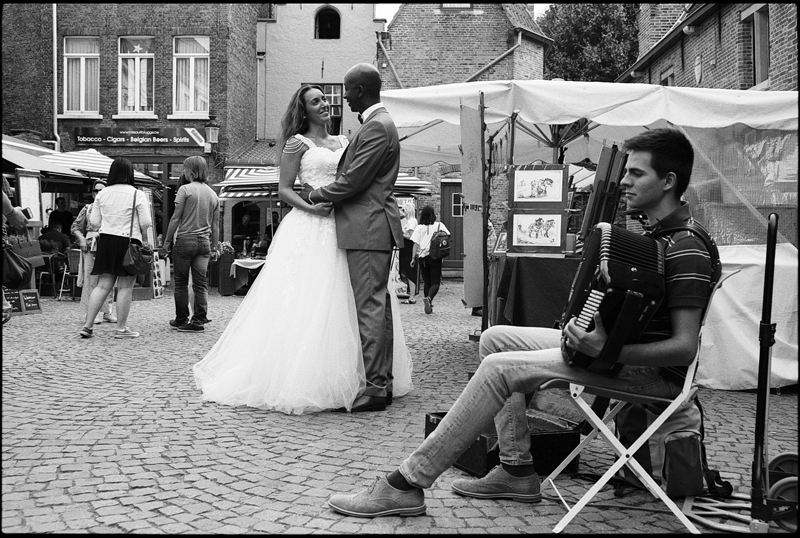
[561,223,665,375]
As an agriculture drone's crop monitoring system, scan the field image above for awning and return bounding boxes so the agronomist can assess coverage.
[39,148,163,189]
[218,166,432,203]
[2,145,87,183]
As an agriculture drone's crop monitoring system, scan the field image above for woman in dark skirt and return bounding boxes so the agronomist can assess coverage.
[79,157,152,339]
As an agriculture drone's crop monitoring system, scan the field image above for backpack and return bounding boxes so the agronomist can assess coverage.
[429,223,450,260]
[615,395,733,498]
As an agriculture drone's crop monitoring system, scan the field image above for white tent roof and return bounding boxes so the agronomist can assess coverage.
[218,166,432,202]
[39,148,161,187]
[381,79,798,166]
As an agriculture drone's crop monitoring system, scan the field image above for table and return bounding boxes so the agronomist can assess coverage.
[489,255,581,328]
[230,258,266,293]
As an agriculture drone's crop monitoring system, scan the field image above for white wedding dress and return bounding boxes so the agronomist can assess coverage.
[193,134,413,414]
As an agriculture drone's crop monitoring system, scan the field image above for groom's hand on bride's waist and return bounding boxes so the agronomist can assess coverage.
[298,184,313,203]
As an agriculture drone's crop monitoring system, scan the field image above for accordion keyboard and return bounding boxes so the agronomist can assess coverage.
[575,289,604,331]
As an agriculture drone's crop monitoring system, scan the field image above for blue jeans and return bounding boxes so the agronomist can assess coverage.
[399,325,681,488]
[173,237,211,325]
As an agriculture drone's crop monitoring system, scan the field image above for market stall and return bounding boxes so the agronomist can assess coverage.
[381,80,798,390]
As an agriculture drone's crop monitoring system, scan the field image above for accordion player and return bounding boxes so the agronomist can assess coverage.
[561,223,665,375]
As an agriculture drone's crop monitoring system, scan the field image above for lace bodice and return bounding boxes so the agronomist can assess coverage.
[295,134,348,189]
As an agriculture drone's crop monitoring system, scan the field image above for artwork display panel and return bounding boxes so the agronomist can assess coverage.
[507,164,569,256]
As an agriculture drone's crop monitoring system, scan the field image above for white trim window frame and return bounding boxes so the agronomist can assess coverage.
[171,36,210,118]
[63,37,100,115]
[118,36,155,115]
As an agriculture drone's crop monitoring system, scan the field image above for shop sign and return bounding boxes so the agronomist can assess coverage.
[74,127,205,147]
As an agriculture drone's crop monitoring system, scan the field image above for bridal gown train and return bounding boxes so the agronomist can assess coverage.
[193,134,413,415]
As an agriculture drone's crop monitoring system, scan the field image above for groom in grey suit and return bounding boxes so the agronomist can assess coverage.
[302,63,404,412]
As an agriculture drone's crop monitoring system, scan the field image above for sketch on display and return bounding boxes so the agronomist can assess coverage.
[512,213,562,247]
[512,169,563,202]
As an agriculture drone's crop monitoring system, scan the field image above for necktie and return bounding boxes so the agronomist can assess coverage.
[357,113,364,124]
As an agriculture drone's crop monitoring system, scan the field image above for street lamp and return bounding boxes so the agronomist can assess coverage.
[204,115,225,169]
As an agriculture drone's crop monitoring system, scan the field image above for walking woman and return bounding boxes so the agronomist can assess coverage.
[71,179,116,325]
[79,157,151,339]
[410,205,450,315]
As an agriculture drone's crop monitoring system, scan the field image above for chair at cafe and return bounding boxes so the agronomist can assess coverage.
[58,249,82,301]
[37,252,69,299]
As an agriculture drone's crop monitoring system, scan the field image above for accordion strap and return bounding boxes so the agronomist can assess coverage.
[649,222,721,286]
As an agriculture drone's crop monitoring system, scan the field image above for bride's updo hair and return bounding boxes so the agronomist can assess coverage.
[278,84,329,162]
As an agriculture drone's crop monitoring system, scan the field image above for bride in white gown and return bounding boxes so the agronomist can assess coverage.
[193,85,412,415]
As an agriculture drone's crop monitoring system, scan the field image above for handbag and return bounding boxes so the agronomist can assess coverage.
[11,231,45,268]
[3,243,35,290]
[121,190,153,276]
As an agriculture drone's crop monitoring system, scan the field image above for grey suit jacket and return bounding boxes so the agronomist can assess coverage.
[313,108,404,250]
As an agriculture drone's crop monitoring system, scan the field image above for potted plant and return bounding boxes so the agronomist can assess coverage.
[217,241,236,295]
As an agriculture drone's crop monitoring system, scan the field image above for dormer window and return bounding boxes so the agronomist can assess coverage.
[316,8,340,39]
[441,3,472,9]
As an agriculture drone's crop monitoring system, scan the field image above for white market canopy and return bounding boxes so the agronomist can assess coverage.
[381,79,798,167]
[380,79,798,391]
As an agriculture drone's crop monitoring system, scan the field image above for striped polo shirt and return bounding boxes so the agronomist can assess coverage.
[639,203,715,343]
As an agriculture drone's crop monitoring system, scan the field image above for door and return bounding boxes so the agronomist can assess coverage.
[440,180,464,270]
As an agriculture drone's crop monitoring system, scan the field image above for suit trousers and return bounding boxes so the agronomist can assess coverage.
[346,249,393,398]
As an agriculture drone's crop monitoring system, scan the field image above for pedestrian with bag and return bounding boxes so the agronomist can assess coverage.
[71,179,116,325]
[3,188,30,324]
[78,157,152,339]
[410,204,450,315]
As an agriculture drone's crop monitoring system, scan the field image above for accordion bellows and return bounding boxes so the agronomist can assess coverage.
[562,223,665,375]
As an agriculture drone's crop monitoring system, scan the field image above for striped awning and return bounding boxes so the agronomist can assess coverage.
[39,149,163,188]
[2,146,87,181]
[218,166,432,202]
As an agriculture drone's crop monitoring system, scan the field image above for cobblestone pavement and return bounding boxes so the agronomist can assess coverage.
[3,278,797,534]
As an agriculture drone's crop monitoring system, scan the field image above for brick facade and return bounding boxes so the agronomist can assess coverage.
[630,3,796,92]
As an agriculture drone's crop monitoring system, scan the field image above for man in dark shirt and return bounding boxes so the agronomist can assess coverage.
[327,128,718,519]
[232,214,257,253]
[48,197,74,233]
[39,222,71,253]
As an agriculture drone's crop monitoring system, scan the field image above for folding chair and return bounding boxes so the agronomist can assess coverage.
[37,253,69,298]
[538,269,739,534]
[59,249,82,301]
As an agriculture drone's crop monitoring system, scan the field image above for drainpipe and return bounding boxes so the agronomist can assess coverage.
[465,30,522,82]
[376,32,404,89]
[51,3,61,152]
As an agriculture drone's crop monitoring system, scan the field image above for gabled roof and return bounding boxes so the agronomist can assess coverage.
[501,4,552,45]
[227,140,279,167]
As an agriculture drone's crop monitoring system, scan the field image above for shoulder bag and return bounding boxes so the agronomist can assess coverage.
[122,190,153,276]
[3,242,34,290]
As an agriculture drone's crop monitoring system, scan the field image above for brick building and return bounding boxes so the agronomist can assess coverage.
[618,3,797,91]
[375,4,552,269]
[1,3,386,244]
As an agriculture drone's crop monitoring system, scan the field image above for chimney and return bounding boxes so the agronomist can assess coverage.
[637,4,687,57]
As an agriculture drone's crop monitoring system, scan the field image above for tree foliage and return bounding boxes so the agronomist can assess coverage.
[537,4,639,82]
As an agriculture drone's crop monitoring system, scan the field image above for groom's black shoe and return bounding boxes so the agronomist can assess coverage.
[350,394,387,413]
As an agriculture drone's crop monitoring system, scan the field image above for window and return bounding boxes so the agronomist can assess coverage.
[173,36,210,115]
[118,36,154,114]
[315,8,340,39]
[452,192,463,217]
[741,4,770,88]
[442,3,472,9]
[304,83,343,134]
[64,37,100,113]
[660,66,675,86]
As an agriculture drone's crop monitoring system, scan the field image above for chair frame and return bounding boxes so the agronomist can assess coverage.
[539,269,739,534]
[59,249,82,301]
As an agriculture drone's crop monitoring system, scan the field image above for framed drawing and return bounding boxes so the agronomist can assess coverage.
[509,164,569,207]
[507,211,567,256]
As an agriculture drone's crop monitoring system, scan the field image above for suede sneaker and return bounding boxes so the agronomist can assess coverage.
[328,475,426,518]
[451,465,541,503]
[169,319,188,330]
